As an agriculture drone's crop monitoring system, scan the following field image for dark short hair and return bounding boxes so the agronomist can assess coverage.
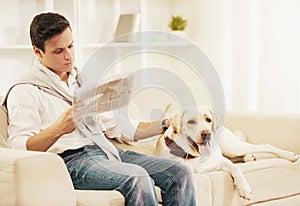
[30,12,71,52]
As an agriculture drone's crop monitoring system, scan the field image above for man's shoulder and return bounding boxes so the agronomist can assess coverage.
[7,83,42,103]
[9,83,40,94]
[1,83,40,108]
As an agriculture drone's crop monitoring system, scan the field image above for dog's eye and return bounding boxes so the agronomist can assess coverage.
[187,119,197,124]
[205,117,212,123]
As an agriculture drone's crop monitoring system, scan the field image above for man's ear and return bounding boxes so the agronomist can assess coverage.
[33,46,43,58]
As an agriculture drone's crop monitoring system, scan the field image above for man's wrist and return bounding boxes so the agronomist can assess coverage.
[161,119,169,133]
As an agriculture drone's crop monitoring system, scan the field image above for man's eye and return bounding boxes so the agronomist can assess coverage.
[187,119,197,124]
[55,49,62,53]
[68,44,73,48]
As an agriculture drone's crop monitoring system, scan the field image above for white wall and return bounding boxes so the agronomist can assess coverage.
[1,0,299,115]
[153,0,300,115]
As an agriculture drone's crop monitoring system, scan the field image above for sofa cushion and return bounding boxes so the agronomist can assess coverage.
[0,105,8,148]
[75,186,162,206]
[0,148,76,206]
[235,159,300,205]
[202,171,236,206]
[250,195,300,206]
[76,190,124,206]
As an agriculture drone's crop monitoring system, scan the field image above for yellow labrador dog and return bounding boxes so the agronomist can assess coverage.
[155,107,298,200]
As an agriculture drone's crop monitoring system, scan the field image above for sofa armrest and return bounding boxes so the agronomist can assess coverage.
[0,148,76,206]
[225,111,300,154]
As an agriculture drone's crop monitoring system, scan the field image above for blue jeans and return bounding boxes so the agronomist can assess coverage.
[60,144,196,206]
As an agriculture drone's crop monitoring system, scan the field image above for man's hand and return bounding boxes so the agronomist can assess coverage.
[26,104,83,152]
[54,107,76,135]
[55,102,84,135]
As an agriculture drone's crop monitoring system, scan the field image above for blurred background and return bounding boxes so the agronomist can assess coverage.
[0,0,299,115]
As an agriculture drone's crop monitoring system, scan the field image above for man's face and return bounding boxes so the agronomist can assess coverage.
[34,27,74,77]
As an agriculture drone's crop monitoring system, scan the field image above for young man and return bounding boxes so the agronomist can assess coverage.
[3,12,196,206]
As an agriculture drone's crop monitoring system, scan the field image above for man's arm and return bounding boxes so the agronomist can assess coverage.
[134,119,170,141]
[7,85,77,152]
[26,107,76,151]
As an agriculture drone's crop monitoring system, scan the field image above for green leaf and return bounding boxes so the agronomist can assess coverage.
[168,15,187,31]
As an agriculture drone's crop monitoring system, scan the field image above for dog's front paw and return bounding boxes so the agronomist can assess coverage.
[235,177,252,200]
[238,185,252,200]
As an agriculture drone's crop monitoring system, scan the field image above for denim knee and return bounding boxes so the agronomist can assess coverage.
[116,166,158,206]
[161,162,196,206]
[173,162,194,180]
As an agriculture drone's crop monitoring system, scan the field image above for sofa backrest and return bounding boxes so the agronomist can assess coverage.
[0,97,8,147]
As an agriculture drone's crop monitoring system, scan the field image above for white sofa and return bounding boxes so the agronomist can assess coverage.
[1,103,300,205]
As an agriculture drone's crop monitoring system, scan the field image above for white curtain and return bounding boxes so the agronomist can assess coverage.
[212,0,300,114]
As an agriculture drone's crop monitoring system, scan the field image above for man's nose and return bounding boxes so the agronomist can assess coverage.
[64,49,73,60]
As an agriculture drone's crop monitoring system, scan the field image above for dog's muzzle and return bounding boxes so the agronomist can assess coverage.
[189,130,211,157]
[201,130,211,142]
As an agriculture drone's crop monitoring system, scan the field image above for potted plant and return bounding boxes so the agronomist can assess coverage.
[168,15,187,39]
[168,15,188,31]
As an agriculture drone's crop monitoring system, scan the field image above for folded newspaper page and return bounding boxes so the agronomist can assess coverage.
[75,73,134,114]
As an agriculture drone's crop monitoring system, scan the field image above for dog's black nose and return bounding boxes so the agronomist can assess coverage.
[201,130,211,140]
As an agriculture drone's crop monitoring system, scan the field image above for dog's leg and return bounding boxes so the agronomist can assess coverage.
[244,143,298,162]
[195,147,252,200]
[220,157,252,200]
[220,127,298,162]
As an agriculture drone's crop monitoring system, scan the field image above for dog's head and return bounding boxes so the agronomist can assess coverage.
[163,107,219,159]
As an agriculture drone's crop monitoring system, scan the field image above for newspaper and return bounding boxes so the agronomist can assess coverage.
[75,73,134,114]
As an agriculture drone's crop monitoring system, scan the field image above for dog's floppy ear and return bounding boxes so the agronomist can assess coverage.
[209,109,220,133]
[170,112,183,135]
